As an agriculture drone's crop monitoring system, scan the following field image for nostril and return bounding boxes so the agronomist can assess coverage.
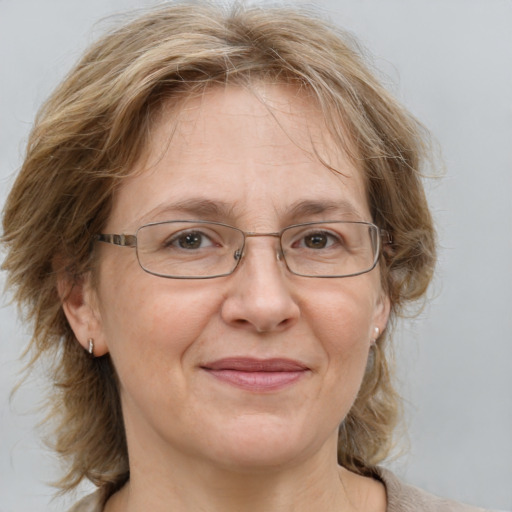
[275,318,291,330]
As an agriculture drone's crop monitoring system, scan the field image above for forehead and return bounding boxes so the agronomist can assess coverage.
[109,84,369,230]
[151,83,356,170]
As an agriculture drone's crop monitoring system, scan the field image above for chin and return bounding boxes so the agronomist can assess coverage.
[198,415,330,472]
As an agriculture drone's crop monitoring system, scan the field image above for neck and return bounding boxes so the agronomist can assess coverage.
[105,436,360,512]
[104,400,386,512]
[108,464,355,512]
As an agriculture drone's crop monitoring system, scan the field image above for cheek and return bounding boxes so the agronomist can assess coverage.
[306,281,376,345]
[95,269,222,393]
[302,281,378,383]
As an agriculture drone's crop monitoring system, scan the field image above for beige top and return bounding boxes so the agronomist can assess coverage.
[68,468,488,512]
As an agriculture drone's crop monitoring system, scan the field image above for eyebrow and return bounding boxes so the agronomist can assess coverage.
[139,198,235,224]
[138,197,365,226]
[286,199,364,220]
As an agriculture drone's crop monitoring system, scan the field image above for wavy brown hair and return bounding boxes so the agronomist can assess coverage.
[2,1,436,497]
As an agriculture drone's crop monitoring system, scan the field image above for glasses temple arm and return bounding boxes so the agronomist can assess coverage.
[380,229,393,245]
[96,234,137,247]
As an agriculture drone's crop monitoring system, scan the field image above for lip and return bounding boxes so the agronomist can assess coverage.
[201,357,309,391]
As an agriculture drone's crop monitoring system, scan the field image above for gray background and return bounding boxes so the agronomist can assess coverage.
[1,1,511,510]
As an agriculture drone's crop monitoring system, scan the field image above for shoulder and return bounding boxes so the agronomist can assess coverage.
[373,467,489,512]
[67,490,103,512]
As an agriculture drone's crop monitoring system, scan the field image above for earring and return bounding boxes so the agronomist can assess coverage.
[370,326,380,346]
[87,338,94,356]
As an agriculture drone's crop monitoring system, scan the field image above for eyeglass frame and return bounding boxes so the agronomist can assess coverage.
[96,219,392,279]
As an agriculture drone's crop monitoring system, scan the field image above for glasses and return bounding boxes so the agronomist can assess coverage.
[96,220,389,279]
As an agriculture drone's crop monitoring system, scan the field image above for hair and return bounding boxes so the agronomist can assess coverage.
[2,0,436,498]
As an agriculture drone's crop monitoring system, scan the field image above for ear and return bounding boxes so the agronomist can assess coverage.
[57,272,109,357]
[371,290,391,340]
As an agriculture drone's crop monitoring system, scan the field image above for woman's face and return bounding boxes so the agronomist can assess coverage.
[69,84,389,473]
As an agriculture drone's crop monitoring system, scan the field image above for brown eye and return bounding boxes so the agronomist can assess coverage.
[178,232,204,249]
[165,230,216,250]
[304,233,329,249]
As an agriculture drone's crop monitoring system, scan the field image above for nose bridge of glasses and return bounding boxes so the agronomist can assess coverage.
[244,231,281,238]
[236,231,283,262]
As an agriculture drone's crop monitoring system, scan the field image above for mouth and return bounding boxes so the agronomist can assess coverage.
[200,357,310,392]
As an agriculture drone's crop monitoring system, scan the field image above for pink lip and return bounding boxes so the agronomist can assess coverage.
[201,358,309,391]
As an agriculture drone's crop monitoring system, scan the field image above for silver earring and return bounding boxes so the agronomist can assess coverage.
[88,338,94,356]
[370,326,380,346]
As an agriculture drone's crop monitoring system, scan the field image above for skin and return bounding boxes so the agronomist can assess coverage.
[63,84,389,511]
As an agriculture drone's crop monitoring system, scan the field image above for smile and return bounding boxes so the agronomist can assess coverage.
[201,357,310,392]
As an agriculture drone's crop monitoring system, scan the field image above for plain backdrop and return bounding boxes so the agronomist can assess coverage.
[1,1,511,511]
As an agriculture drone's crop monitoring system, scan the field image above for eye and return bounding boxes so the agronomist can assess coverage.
[294,230,340,250]
[167,230,216,250]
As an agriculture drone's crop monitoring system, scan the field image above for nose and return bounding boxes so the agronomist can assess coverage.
[220,237,300,333]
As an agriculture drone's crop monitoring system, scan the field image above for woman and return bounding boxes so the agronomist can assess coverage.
[1,3,486,511]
